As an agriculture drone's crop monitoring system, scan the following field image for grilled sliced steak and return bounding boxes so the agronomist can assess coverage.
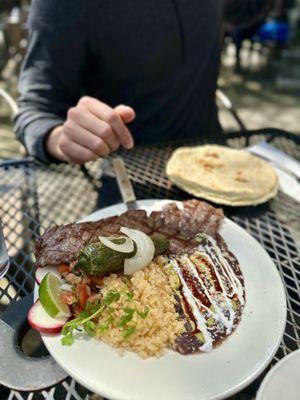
[35,200,223,268]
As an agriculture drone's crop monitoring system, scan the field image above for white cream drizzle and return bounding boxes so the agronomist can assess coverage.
[169,234,245,351]
[170,259,213,352]
[198,235,245,306]
[183,256,235,334]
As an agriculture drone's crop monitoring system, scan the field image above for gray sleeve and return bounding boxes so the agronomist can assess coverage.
[14,0,88,162]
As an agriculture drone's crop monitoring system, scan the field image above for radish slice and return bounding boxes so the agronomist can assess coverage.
[120,227,155,275]
[98,236,134,253]
[35,266,60,285]
[28,300,68,334]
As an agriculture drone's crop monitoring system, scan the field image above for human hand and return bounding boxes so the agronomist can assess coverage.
[46,97,135,164]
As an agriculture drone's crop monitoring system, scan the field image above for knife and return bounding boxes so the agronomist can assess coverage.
[0,220,9,278]
[112,157,138,210]
[246,141,300,202]
[247,141,300,182]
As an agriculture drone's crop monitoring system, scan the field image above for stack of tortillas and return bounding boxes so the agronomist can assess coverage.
[166,145,278,206]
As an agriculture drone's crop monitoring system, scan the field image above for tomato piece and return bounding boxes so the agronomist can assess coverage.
[61,291,77,305]
[76,283,90,308]
[58,263,70,274]
[90,276,104,286]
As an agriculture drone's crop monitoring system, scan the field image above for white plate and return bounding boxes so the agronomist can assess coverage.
[256,349,300,400]
[41,199,287,400]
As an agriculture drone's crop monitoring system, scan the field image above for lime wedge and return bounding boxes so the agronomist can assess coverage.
[39,273,70,319]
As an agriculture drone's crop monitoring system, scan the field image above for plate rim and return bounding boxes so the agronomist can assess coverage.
[255,349,300,400]
[41,199,287,400]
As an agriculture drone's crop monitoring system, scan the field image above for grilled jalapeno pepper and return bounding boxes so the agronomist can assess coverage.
[76,235,169,276]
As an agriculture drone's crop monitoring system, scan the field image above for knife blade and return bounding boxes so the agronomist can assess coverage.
[246,141,300,202]
[0,220,9,278]
[112,157,138,210]
[247,141,300,181]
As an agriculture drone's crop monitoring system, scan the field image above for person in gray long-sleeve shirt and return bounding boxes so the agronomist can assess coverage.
[14,0,271,164]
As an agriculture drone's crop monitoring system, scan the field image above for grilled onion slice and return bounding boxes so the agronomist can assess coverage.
[120,227,155,275]
[98,236,134,253]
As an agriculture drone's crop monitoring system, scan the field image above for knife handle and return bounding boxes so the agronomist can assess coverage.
[112,158,136,204]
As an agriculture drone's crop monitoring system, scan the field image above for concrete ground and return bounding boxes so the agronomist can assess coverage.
[0,42,300,160]
[218,42,300,134]
[0,100,21,159]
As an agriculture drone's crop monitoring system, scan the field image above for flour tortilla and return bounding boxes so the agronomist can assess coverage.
[166,145,278,206]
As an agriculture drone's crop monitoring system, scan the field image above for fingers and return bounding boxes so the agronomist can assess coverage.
[79,97,134,149]
[67,108,119,152]
[57,97,136,165]
[114,105,136,123]
[59,139,99,165]
[63,120,111,157]
[99,122,119,152]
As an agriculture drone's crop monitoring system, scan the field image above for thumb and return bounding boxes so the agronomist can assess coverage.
[114,105,136,123]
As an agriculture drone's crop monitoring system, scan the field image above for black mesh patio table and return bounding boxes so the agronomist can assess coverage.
[0,129,299,400]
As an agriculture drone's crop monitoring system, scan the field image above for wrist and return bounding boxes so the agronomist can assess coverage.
[45,126,67,162]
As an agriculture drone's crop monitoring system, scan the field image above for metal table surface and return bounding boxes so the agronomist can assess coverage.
[0,130,299,400]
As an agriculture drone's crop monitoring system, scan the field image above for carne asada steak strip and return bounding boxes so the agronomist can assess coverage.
[35,200,223,268]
